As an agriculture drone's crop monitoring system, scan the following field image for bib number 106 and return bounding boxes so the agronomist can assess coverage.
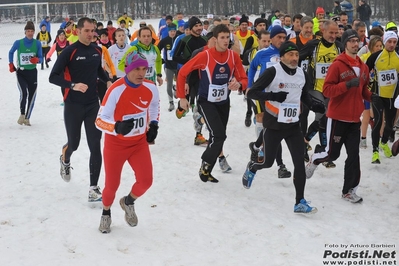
[282,107,297,117]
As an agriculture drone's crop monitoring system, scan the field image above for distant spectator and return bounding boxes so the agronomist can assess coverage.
[40,16,51,33]
[356,0,372,30]
[106,21,116,43]
[333,1,342,15]
[117,13,134,27]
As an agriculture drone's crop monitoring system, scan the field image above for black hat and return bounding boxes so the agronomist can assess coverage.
[166,15,173,21]
[239,16,249,25]
[341,29,359,46]
[97,22,103,28]
[279,41,298,57]
[254,18,267,27]
[57,29,65,36]
[206,31,214,40]
[98,29,108,36]
[120,19,126,25]
[107,20,113,25]
[189,16,202,30]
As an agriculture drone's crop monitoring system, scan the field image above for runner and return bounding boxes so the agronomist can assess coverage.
[8,21,42,126]
[176,24,248,183]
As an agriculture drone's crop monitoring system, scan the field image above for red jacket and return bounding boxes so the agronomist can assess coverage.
[323,52,372,123]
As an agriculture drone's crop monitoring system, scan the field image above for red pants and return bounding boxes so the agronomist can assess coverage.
[102,134,153,207]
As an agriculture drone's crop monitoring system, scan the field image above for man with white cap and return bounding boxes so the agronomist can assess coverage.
[306,29,373,203]
[95,50,160,233]
[366,31,399,164]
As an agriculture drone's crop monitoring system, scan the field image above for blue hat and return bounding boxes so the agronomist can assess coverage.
[178,20,185,28]
[270,25,287,38]
[184,21,190,30]
[371,21,381,28]
[168,24,177,31]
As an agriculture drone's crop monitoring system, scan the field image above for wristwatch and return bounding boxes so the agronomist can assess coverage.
[70,83,75,90]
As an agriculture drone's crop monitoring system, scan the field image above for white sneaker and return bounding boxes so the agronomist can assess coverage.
[119,197,138,227]
[88,186,102,202]
[342,188,363,203]
[305,161,318,179]
[98,215,112,233]
[23,118,31,126]
[168,101,175,112]
[59,155,71,182]
[17,114,25,125]
[359,138,367,149]
[219,156,232,173]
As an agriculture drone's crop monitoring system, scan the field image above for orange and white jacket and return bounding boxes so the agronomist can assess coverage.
[100,45,117,78]
[95,77,160,140]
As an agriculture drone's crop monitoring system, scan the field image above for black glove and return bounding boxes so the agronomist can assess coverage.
[310,102,326,113]
[146,121,159,143]
[346,77,359,89]
[114,119,134,135]
[112,75,118,82]
[46,58,51,63]
[267,91,289,103]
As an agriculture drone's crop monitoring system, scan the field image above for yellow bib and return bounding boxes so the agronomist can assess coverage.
[311,42,339,92]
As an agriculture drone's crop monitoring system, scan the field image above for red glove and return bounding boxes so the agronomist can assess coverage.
[29,57,40,64]
[9,63,16,73]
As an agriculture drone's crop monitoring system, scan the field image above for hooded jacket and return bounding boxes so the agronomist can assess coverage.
[323,52,372,122]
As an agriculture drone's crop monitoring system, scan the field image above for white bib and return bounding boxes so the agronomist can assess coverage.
[277,102,300,123]
[301,59,309,72]
[167,50,172,61]
[315,63,331,79]
[19,52,35,66]
[41,41,47,46]
[378,69,397,87]
[207,84,228,102]
[122,111,147,137]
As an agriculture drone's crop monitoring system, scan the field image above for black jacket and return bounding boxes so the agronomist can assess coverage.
[357,4,372,21]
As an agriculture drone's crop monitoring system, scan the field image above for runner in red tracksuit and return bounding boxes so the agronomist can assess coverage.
[305,30,374,203]
[95,50,160,233]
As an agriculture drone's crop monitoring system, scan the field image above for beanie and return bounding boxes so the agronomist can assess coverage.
[178,20,185,28]
[120,19,126,25]
[239,16,249,25]
[57,29,65,36]
[272,19,282,27]
[189,16,202,30]
[168,24,177,31]
[386,21,398,31]
[206,31,214,40]
[254,18,267,27]
[270,25,287,38]
[184,21,190,30]
[97,22,103,28]
[24,21,35,31]
[371,21,380,28]
[316,7,325,14]
[341,29,359,46]
[124,51,149,74]
[280,41,299,57]
[383,31,398,45]
[166,15,173,21]
[107,20,113,26]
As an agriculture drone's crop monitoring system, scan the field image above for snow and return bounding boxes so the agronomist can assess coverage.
[0,18,398,266]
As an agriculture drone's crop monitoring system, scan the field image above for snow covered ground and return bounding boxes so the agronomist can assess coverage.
[0,18,398,266]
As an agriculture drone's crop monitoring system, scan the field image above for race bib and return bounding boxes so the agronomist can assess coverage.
[207,84,228,102]
[301,59,309,72]
[277,102,300,123]
[315,63,331,79]
[167,50,172,61]
[145,66,154,78]
[122,111,147,137]
[19,52,35,65]
[378,69,397,87]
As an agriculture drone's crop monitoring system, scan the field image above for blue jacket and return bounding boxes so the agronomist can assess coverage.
[40,19,51,33]
[248,44,280,88]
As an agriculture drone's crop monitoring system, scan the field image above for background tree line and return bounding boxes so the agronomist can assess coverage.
[2,0,398,22]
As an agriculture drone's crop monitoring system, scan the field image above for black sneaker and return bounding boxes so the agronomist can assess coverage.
[278,164,292,178]
[199,161,219,183]
[322,161,336,168]
[248,142,258,162]
[245,113,252,127]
